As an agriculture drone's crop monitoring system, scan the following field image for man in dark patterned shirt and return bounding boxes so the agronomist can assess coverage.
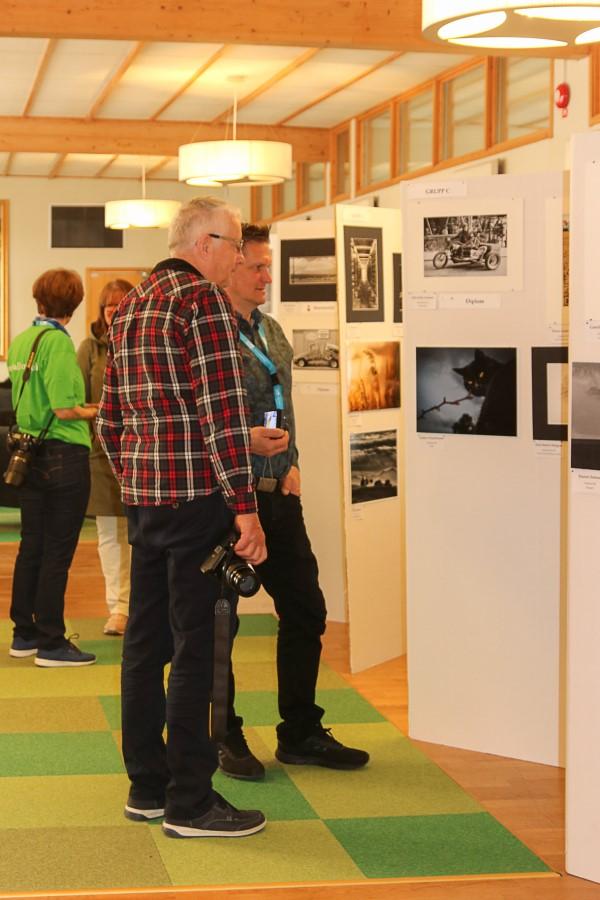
[97,197,267,840]
[218,223,369,779]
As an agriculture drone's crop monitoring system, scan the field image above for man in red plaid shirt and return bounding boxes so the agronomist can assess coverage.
[97,197,267,840]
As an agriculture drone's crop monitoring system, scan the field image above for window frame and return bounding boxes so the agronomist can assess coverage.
[356,99,396,194]
[330,121,351,203]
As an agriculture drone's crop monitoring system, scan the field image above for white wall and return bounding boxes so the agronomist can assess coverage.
[565,132,600,884]
[403,171,564,765]
[0,176,250,373]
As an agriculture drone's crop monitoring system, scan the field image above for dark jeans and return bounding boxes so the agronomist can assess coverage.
[122,494,233,820]
[10,440,90,650]
[227,491,327,744]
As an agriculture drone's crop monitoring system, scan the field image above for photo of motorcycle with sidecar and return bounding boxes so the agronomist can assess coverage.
[432,233,502,272]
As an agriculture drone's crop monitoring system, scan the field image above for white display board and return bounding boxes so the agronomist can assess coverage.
[270,220,347,623]
[403,172,565,765]
[335,204,406,672]
[565,133,600,884]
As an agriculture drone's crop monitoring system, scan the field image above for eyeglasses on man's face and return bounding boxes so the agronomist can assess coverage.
[208,233,244,253]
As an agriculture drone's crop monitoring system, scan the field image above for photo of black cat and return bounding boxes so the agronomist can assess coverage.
[416,347,517,436]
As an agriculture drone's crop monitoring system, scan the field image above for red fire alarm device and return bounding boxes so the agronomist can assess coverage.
[555,82,570,118]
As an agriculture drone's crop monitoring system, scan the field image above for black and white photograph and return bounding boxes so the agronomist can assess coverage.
[393,252,403,324]
[292,329,339,370]
[280,237,336,303]
[348,341,400,412]
[416,347,517,436]
[350,429,398,505]
[571,362,600,469]
[423,215,508,278]
[344,225,384,323]
[532,347,568,442]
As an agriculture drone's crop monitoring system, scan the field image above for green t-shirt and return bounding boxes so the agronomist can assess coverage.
[7,323,91,449]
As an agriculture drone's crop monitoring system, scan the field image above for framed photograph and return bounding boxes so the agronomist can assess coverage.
[416,347,517,436]
[423,214,508,279]
[348,341,400,412]
[350,429,398,505]
[280,238,336,303]
[292,329,339,370]
[571,362,600,470]
[392,252,403,324]
[531,347,568,442]
[343,226,384,323]
[404,197,523,294]
[0,201,7,360]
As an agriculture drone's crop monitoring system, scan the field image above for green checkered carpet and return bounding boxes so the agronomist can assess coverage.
[0,614,553,893]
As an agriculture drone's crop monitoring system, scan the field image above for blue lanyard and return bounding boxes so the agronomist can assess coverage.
[240,323,285,411]
[33,316,69,336]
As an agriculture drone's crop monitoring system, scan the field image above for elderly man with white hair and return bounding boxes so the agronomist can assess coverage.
[97,197,267,840]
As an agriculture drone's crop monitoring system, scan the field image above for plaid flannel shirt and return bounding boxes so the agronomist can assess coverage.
[96,258,257,514]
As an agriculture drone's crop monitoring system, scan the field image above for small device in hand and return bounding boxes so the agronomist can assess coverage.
[263,410,282,428]
[200,529,261,597]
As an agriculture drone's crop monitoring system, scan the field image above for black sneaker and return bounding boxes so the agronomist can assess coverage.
[35,635,96,668]
[276,726,369,770]
[9,636,39,658]
[124,793,165,822]
[218,728,265,781]
[162,792,266,838]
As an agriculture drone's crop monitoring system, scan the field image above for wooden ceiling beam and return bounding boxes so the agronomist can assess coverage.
[278,50,404,125]
[0,116,329,162]
[145,157,173,177]
[94,155,119,177]
[151,44,229,120]
[48,152,67,177]
[87,41,146,119]
[0,0,436,53]
[22,38,57,116]
[211,48,321,125]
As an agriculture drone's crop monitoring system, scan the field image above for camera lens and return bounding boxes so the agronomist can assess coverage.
[225,561,260,598]
[3,448,31,488]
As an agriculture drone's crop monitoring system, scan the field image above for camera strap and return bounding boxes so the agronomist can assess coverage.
[10,328,56,434]
[210,593,232,743]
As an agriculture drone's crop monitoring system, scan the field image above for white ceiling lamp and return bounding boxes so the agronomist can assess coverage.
[179,75,292,187]
[422,1,600,48]
[105,166,181,229]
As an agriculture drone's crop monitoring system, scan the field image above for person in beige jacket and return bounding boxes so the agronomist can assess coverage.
[77,280,133,636]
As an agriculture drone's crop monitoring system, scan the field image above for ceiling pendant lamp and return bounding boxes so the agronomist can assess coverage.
[105,166,181,230]
[179,77,292,187]
[422,1,600,48]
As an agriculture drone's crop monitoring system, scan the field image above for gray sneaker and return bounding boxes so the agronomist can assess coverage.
[163,792,266,838]
[35,636,96,668]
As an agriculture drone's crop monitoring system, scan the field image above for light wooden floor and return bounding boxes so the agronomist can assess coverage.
[1,539,599,900]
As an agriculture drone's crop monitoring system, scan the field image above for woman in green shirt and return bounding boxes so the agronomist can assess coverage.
[7,269,97,667]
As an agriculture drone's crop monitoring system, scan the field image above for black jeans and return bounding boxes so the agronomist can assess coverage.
[10,440,90,650]
[227,491,327,744]
[122,494,233,821]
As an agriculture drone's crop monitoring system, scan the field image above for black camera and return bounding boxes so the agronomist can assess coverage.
[200,529,261,598]
[3,431,42,487]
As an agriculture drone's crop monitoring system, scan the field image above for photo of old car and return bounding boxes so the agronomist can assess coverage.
[293,343,339,368]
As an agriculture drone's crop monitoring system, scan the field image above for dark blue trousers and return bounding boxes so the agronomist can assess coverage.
[11,440,90,650]
[228,491,327,744]
[122,494,233,820]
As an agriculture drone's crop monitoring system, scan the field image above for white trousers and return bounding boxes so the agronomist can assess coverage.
[96,516,131,616]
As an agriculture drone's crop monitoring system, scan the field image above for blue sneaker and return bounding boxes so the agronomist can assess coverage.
[9,636,39,658]
[35,636,96,668]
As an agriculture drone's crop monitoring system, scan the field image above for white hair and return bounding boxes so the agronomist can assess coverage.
[168,196,240,254]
